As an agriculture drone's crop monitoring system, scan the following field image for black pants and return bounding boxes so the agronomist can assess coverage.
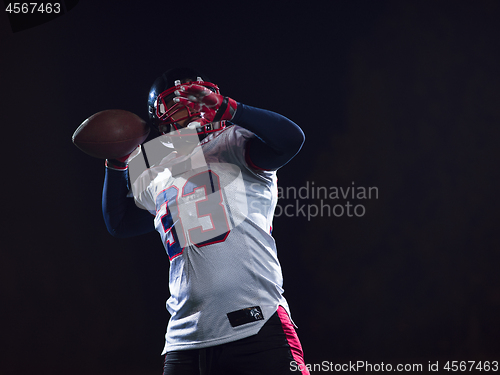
[163,307,308,375]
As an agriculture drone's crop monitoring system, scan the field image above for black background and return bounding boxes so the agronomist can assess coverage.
[1,1,499,374]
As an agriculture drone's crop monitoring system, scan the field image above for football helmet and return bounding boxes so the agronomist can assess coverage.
[148,67,225,138]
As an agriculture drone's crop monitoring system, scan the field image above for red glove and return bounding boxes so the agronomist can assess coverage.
[173,84,238,123]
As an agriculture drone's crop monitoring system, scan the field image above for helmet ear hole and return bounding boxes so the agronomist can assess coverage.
[158,102,166,116]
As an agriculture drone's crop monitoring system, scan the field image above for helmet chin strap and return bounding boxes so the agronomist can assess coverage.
[160,119,225,136]
[207,121,223,131]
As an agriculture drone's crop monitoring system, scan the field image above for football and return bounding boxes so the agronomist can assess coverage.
[72,109,150,159]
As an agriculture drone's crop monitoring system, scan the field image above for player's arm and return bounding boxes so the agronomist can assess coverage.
[231,103,305,170]
[102,162,155,238]
[174,84,304,170]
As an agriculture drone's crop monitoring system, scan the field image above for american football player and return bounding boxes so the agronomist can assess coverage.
[102,67,309,375]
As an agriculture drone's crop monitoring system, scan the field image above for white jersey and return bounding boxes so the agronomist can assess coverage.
[129,126,290,353]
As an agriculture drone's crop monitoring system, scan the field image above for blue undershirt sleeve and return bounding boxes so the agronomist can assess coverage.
[102,168,155,238]
[231,103,305,171]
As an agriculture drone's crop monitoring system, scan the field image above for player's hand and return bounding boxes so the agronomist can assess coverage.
[105,146,140,170]
[173,84,238,123]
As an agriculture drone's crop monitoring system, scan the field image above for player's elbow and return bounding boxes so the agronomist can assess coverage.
[104,221,130,238]
[290,125,305,154]
[102,211,133,238]
[277,122,305,157]
[103,209,155,238]
[108,228,127,238]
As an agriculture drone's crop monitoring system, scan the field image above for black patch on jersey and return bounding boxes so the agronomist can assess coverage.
[227,306,264,327]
